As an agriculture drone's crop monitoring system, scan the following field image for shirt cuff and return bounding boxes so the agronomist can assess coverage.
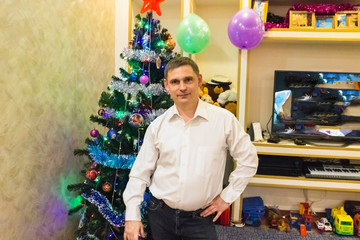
[125,204,141,221]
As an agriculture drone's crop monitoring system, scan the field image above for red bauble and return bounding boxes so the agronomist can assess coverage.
[102,182,112,192]
[86,169,97,180]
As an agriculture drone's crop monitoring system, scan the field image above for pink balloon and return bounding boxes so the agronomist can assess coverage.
[228,7,265,50]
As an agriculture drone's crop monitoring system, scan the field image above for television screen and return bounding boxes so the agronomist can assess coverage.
[271,70,360,142]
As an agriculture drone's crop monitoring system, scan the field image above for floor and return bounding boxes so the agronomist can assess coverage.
[215,225,359,240]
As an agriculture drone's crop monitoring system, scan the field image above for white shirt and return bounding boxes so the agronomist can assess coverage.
[123,100,258,221]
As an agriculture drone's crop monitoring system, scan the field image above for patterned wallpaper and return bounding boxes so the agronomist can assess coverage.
[0,0,115,239]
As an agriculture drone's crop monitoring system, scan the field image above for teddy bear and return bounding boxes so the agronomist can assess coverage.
[217,90,237,115]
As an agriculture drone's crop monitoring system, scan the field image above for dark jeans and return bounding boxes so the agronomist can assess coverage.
[147,196,218,240]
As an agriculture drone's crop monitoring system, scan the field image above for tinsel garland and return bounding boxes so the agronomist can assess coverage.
[87,145,136,169]
[103,107,167,125]
[82,189,125,227]
[266,3,355,30]
[81,189,150,227]
[109,80,167,96]
[121,48,176,62]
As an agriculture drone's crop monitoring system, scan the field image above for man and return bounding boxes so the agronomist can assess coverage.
[123,57,258,240]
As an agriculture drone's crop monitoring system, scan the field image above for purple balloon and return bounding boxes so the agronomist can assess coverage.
[228,8,265,50]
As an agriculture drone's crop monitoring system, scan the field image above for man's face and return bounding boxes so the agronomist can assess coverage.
[164,65,203,106]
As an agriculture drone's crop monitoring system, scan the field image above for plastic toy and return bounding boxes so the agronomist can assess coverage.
[331,206,353,235]
[242,196,265,226]
[315,217,332,233]
[277,216,291,232]
[353,213,360,237]
[300,224,307,237]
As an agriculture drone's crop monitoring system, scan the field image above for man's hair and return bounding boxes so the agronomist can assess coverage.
[164,57,200,79]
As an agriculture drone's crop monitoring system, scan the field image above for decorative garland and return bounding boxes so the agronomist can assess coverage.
[87,145,136,169]
[82,189,125,227]
[81,189,150,228]
[121,48,176,62]
[109,80,167,96]
[265,3,355,30]
[102,107,167,125]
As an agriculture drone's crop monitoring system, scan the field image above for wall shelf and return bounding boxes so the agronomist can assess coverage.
[263,29,360,41]
[249,175,360,192]
[253,141,360,159]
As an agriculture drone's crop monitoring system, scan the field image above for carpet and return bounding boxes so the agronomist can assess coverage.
[215,225,359,240]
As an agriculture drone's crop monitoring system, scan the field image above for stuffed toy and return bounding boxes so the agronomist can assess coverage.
[200,87,214,104]
[217,90,237,106]
[217,90,237,115]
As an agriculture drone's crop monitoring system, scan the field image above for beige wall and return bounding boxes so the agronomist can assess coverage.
[0,1,115,239]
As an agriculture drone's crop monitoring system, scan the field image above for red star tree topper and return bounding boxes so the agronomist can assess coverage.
[141,0,165,16]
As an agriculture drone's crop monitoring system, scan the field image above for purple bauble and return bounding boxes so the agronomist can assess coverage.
[140,74,149,84]
[228,7,265,50]
[90,129,99,138]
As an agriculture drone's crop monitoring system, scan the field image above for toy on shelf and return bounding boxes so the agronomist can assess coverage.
[344,200,360,237]
[354,213,360,237]
[198,75,237,115]
[299,202,312,231]
[266,206,281,228]
[300,224,307,237]
[242,196,265,226]
[331,206,353,235]
[277,216,291,232]
[315,217,332,233]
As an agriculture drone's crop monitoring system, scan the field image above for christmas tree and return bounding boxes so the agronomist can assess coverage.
[68,7,179,239]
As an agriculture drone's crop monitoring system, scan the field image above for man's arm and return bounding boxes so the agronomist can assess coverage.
[220,114,259,204]
[123,125,159,236]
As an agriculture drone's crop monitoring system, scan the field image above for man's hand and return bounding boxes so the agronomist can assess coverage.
[124,221,145,240]
[200,195,230,222]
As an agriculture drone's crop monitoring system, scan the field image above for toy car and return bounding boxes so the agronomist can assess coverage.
[315,217,332,232]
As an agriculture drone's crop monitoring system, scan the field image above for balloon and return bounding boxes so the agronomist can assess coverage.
[176,13,211,54]
[228,7,265,50]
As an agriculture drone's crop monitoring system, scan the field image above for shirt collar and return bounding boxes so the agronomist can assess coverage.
[169,99,209,121]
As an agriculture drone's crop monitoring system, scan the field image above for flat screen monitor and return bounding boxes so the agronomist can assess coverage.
[271,70,360,143]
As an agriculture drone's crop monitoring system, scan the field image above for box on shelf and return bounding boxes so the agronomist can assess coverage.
[289,11,315,29]
[315,15,334,29]
[335,11,359,29]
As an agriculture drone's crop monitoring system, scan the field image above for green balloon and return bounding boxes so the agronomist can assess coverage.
[176,13,211,54]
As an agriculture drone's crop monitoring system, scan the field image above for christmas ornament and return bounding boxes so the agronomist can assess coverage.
[129,113,144,127]
[156,56,162,69]
[165,37,176,50]
[98,108,105,116]
[91,162,98,169]
[102,182,112,192]
[129,72,138,82]
[142,34,150,50]
[86,169,98,181]
[140,0,166,16]
[140,74,149,84]
[107,129,117,139]
[90,129,99,138]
